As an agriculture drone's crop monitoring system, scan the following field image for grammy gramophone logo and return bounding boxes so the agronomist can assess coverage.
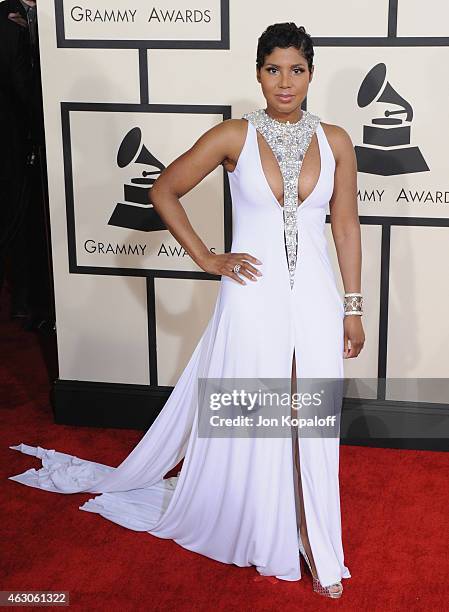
[108,127,167,232]
[355,63,429,176]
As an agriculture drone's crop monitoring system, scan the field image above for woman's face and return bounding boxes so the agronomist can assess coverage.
[257,46,313,115]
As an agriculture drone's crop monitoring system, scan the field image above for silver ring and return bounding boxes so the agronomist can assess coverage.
[233,263,241,274]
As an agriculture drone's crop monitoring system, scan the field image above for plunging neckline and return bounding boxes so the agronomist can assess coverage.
[253,121,323,212]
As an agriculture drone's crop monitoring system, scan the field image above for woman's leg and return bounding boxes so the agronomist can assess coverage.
[292,352,341,593]
[291,349,318,577]
[291,350,343,595]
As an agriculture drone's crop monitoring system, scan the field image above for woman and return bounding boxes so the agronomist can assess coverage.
[9,23,364,598]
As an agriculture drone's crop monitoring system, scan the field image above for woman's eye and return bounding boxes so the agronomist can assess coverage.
[266,67,303,75]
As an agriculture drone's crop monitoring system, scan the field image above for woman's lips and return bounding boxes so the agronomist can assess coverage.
[276,94,294,103]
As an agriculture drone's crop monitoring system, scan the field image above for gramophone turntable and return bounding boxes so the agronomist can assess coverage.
[355,63,428,176]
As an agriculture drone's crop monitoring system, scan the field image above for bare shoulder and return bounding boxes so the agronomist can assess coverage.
[180,118,248,170]
[193,118,247,148]
[320,122,355,164]
[221,117,249,133]
[219,118,249,147]
[206,117,247,138]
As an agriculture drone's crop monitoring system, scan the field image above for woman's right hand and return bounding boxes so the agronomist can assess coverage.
[199,252,263,285]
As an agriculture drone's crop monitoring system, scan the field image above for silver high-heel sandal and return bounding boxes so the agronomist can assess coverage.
[298,536,343,599]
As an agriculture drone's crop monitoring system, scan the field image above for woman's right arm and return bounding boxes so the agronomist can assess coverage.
[149,119,262,285]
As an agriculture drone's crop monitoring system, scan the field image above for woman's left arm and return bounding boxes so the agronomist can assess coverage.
[325,124,365,359]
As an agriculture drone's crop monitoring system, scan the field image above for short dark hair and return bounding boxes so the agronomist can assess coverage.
[256,23,314,72]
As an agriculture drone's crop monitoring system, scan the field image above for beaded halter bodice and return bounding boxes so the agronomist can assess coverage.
[242,108,321,289]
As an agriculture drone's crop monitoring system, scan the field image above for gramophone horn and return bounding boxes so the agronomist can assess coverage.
[117,127,142,168]
[116,128,166,171]
[377,82,413,122]
[357,63,386,108]
[135,145,165,171]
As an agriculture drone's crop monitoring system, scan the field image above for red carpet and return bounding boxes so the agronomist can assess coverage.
[1,287,448,610]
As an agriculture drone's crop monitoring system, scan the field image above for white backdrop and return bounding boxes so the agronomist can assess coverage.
[37,0,449,405]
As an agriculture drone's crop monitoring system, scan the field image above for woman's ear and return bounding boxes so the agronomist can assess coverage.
[309,66,314,83]
[256,68,261,83]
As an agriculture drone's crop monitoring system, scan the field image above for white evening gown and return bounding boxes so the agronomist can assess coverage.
[9,109,351,588]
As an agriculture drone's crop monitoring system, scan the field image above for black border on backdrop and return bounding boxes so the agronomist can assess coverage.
[55,0,230,49]
[60,102,232,280]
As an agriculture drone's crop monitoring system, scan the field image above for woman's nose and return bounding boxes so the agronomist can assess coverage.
[280,72,291,88]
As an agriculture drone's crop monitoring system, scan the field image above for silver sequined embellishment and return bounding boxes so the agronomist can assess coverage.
[242,108,321,289]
